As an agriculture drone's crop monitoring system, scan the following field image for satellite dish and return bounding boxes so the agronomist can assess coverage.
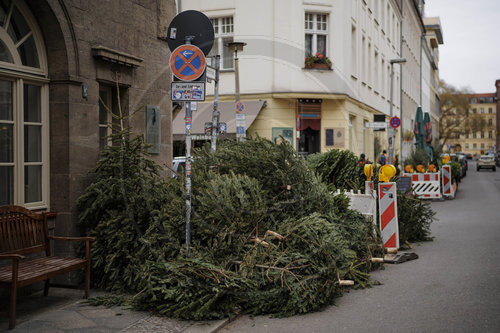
[167,10,214,56]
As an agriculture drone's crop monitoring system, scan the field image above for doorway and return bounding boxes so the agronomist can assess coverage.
[299,124,321,155]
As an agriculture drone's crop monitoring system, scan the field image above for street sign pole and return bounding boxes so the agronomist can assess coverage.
[389,62,395,165]
[183,36,194,255]
[210,55,220,152]
[184,100,192,255]
[167,10,214,256]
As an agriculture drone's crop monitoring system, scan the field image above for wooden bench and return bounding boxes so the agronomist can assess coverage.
[0,205,95,330]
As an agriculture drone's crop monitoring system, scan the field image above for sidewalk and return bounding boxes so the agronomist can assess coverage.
[0,289,230,332]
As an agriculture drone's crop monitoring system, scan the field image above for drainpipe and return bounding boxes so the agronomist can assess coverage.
[399,0,404,164]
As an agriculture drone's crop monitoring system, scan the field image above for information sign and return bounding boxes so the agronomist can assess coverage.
[171,82,205,101]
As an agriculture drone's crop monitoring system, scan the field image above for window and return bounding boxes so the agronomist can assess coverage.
[488,108,492,114]
[487,97,494,103]
[488,119,493,126]
[209,17,234,70]
[480,108,484,114]
[465,132,469,139]
[473,143,477,149]
[351,25,357,76]
[349,115,356,152]
[481,131,484,138]
[479,97,485,103]
[305,13,328,58]
[473,132,477,139]
[481,143,484,149]
[361,36,366,83]
[465,143,469,149]
[472,108,477,114]
[0,0,48,208]
[471,97,477,104]
[489,131,493,139]
[99,86,112,150]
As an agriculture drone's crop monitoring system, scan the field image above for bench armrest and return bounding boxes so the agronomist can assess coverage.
[47,236,95,261]
[0,254,25,261]
[48,236,96,242]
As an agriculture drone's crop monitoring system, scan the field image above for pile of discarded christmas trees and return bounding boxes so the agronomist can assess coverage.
[78,131,432,320]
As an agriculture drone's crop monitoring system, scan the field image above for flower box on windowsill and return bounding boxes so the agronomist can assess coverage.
[304,63,332,70]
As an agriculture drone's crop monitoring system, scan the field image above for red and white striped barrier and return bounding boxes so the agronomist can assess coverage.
[378,182,399,250]
[365,181,374,195]
[441,165,454,198]
[403,173,442,199]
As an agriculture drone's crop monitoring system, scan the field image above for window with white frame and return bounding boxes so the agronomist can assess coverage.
[0,0,48,208]
[305,13,328,57]
[209,16,234,70]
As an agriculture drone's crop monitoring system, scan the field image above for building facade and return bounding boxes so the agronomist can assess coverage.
[446,92,497,155]
[177,0,406,161]
[423,16,444,145]
[0,0,175,253]
[400,0,425,161]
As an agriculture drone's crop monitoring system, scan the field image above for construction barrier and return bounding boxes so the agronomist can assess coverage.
[404,173,442,199]
[336,189,377,224]
[441,164,455,198]
[378,182,399,250]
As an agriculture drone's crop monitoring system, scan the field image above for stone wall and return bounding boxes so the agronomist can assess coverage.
[25,0,176,258]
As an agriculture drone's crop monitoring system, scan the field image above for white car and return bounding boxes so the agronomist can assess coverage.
[477,155,496,172]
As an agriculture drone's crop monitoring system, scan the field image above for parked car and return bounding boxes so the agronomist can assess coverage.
[456,153,468,171]
[456,155,467,178]
[497,152,500,167]
[465,153,473,160]
[477,155,496,172]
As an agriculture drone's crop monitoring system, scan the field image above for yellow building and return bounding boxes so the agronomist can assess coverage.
[446,93,497,155]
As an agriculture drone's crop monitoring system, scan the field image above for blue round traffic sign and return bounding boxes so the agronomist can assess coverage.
[235,101,246,113]
[169,44,206,81]
[390,116,401,129]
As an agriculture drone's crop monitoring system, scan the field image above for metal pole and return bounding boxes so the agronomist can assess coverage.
[235,50,240,102]
[211,55,221,152]
[389,62,395,165]
[184,36,194,255]
[234,50,246,140]
[185,101,192,255]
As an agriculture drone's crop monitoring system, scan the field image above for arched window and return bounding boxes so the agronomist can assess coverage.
[0,0,48,209]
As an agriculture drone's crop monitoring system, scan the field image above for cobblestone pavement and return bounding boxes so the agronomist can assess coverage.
[0,289,229,332]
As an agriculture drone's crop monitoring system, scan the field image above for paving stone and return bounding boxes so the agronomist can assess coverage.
[121,315,192,333]
[78,307,118,319]
[55,317,97,330]
[9,320,59,333]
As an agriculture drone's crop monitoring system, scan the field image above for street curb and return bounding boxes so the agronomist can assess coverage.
[185,315,236,333]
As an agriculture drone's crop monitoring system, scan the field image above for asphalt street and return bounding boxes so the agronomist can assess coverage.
[222,161,500,333]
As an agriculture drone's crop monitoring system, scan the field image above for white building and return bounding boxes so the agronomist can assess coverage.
[175,0,411,160]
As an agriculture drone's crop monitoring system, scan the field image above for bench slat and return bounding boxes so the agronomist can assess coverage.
[0,256,87,286]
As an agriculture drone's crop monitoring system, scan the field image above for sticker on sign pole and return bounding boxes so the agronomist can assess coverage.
[170,44,206,81]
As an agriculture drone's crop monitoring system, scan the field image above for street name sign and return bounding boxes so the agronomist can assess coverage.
[365,122,388,129]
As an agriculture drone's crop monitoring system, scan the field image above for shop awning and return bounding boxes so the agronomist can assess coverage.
[173,100,266,140]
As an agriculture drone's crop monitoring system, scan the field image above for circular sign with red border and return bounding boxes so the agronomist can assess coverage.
[235,101,246,114]
[390,116,401,129]
[169,44,206,81]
